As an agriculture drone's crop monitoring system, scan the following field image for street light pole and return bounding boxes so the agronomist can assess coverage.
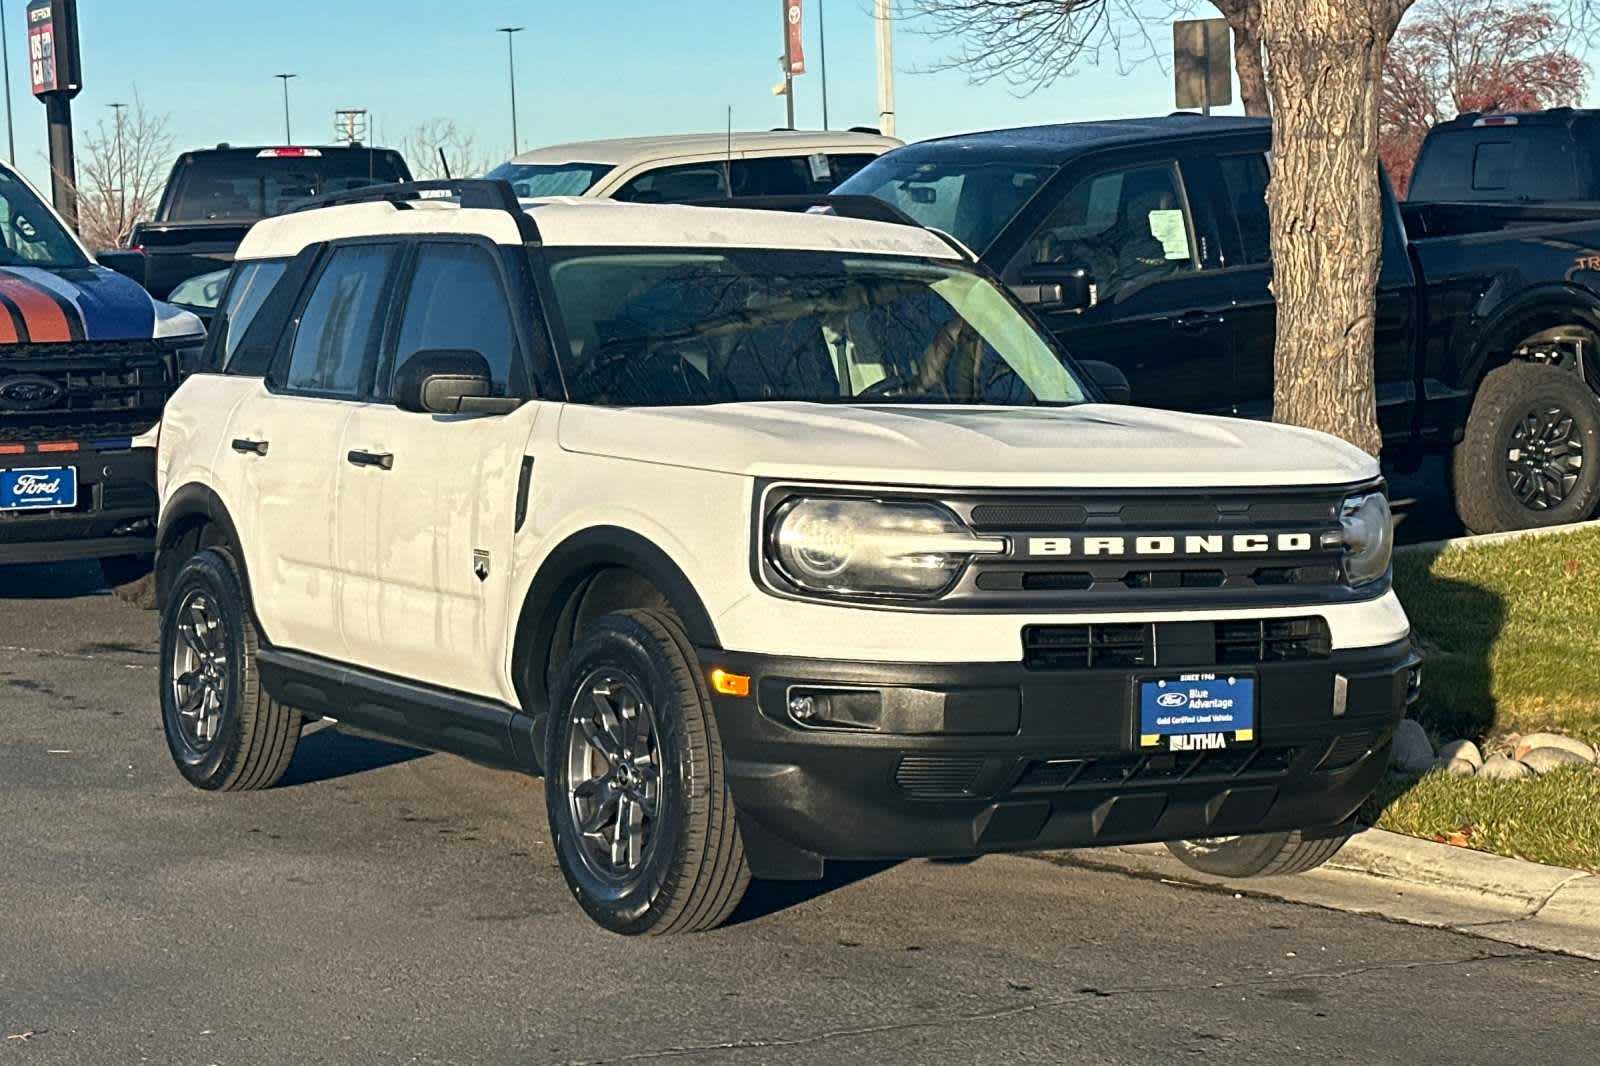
[109,102,127,240]
[497,27,524,156]
[818,0,829,131]
[874,0,895,138]
[275,73,297,144]
[0,5,15,164]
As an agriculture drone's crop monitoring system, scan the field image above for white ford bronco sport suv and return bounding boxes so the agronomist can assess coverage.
[154,179,1420,936]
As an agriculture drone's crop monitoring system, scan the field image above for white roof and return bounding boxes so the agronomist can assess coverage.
[235,196,960,262]
[503,130,902,168]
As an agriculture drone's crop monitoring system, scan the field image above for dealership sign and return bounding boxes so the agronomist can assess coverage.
[784,1,806,76]
[26,0,81,99]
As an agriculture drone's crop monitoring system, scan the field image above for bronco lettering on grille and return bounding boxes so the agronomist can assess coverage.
[1025,533,1317,558]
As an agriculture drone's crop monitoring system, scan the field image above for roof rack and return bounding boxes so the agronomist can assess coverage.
[694,194,923,228]
[287,178,539,242]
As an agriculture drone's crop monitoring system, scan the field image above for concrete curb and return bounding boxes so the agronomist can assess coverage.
[1395,517,1600,557]
[1035,827,1600,961]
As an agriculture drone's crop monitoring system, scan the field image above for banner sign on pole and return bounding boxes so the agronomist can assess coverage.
[785,1,806,76]
[26,0,80,99]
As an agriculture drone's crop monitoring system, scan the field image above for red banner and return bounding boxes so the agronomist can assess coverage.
[784,0,806,76]
[26,1,58,95]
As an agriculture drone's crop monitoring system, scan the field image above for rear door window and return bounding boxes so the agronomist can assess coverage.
[1216,153,1272,266]
[283,244,397,396]
[730,156,814,197]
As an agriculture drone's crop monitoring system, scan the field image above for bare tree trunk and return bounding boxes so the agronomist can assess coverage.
[1259,0,1411,456]
[1213,0,1271,116]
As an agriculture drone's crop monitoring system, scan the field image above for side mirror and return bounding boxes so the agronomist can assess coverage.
[1013,264,1093,313]
[393,349,521,416]
[1080,360,1132,405]
[97,250,148,289]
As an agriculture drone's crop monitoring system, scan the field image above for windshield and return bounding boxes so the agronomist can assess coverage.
[166,151,410,221]
[487,161,614,198]
[545,249,1088,408]
[836,157,1056,253]
[0,170,85,269]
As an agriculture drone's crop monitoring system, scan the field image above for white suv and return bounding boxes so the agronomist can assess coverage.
[153,180,1419,935]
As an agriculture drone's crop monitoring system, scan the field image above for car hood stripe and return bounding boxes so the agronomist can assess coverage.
[0,271,79,342]
[0,265,157,342]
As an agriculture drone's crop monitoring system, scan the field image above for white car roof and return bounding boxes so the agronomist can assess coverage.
[501,130,902,168]
[234,196,961,262]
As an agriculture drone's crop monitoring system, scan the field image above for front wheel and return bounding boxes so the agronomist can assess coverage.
[545,609,749,935]
[158,547,302,791]
[1453,362,1600,534]
[1164,830,1352,878]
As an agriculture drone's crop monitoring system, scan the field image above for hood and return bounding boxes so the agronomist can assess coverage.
[0,264,159,343]
[557,402,1379,489]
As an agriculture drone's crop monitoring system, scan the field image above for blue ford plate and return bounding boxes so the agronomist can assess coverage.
[1,466,78,511]
[1138,673,1256,751]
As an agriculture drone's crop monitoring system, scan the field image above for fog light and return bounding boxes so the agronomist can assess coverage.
[1407,665,1423,705]
[789,695,817,721]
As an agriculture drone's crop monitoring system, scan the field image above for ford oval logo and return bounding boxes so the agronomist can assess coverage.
[0,374,65,412]
[1156,691,1189,709]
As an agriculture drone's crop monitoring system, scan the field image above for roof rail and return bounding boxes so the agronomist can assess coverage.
[694,194,923,228]
[287,178,539,242]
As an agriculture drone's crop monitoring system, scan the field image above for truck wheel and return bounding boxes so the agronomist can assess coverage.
[158,547,301,791]
[100,554,157,609]
[1453,362,1600,534]
[546,608,749,935]
[1164,830,1351,878]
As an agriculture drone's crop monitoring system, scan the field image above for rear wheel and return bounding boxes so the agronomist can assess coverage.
[545,608,749,935]
[1164,830,1352,878]
[1453,362,1600,534]
[100,554,157,609]
[158,547,301,791]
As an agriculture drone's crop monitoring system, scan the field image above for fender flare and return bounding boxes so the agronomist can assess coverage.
[510,525,721,713]
[154,483,253,615]
[1464,282,1600,387]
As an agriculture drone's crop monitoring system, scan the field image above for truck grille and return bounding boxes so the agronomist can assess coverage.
[0,341,175,440]
[1022,617,1332,670]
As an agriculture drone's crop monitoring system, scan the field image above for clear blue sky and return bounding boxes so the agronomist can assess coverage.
[1,0,1593,192]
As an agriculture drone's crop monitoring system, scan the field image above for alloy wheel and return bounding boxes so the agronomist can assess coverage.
[169,590,229,753]
[565,669,663,883]
[1505,404,1584,510]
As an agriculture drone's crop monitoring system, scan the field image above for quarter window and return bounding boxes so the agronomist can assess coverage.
[1022,163,1195,299]
[284,243,396,396]
[390,243,519,397]
[219,261,287,367]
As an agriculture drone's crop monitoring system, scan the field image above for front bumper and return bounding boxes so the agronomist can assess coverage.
[0,445,157,565]
[702,636,1419,880]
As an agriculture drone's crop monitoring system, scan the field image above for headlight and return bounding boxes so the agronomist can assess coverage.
[768,498,1006,599]
[1340,491,1393,586]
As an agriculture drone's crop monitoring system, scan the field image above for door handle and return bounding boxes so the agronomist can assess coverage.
[1173,311,1226,331]
[231,438,269,457]
[346,449,394,471]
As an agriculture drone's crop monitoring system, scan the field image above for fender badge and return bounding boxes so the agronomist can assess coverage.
[473,549,491,582]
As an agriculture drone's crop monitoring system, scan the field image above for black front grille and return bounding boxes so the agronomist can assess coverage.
[1013,744,1304,793]
[0,342,174,440]
[1024,617,1332,670]
[895,754,985,797]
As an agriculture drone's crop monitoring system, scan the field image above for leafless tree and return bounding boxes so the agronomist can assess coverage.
[70,98,175,250]
[401,118,494,180]
[901,1,1272,116]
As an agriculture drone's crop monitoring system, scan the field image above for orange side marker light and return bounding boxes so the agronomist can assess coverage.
[710,669,751,698]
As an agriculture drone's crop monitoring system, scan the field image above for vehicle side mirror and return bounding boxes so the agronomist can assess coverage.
[1014,264,1094,313]
[97,250,148,289]
[393,349,522,416]
[1080,360,1132,404]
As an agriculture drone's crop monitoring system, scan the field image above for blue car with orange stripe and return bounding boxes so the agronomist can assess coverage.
[0,161,205,604]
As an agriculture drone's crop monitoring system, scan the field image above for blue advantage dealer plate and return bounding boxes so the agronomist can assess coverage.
[0,466,78,511]
[1138,673,1256,751]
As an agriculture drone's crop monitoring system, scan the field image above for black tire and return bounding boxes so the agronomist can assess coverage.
[1453,362,1600,534]
[1164,829,1352,878]
[158,547,301,791]
[100,554,157,609]
[545,608,749,935]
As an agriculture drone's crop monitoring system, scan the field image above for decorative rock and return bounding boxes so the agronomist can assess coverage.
[1391,719,1434,773]
[1437,739,1483,768]
[1480,753,1531,780]
[1514,733,1597,764]
[1436,757,1478,777]
[1519,747,1593,775]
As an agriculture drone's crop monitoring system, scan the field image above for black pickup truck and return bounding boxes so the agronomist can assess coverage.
[837,115,1600,534]
[130,144,410,298]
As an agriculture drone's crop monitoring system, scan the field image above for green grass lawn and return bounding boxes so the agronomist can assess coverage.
[1368,525,1600,871]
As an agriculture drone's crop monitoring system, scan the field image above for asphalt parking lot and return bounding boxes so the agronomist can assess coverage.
[3,470,1590,1065]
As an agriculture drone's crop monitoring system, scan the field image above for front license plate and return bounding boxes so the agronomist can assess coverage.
[0,466,78,511]
[1138,673,1256,751]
